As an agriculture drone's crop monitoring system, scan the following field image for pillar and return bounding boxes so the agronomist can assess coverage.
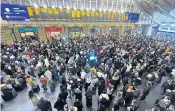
[142,25,152,36]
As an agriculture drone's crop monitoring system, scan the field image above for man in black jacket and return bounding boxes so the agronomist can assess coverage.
[38,97,52,111]
[54,97,66,111]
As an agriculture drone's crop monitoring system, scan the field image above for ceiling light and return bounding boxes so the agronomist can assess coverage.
[52,5,55,8]
[67,6,70,10]
[43,5,47,8]
[34,4,38,8]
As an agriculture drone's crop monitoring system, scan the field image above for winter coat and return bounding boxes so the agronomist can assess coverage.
[38,99,51,111]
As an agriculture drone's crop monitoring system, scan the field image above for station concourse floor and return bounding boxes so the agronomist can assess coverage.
[1,66,167,111]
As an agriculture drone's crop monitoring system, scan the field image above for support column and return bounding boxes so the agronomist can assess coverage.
[142,25,152,36]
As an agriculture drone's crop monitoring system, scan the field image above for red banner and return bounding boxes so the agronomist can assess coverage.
[45,27,62,31]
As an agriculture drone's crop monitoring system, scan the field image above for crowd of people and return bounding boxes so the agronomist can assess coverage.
[1,34,175,111]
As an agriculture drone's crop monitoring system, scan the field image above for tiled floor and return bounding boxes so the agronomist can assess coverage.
[1,64,168,111]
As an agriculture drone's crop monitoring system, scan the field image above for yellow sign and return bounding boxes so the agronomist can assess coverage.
[77,10,81,18]
[41,7,47,13]
[34,7,42,20]
[82,10,86,16]
[72,10,76,17]
[108,12,111,20]
[34,7,40,15]
[123,13,128,21]
[48,8,53,14]
[27,6,34,16]
[111,12,115,20]
[95,11,99,16]
[54,8,59,15]
[91,11,95,16]
[100,12,103,17]
[87,10,90,16]
[66,9,70,13]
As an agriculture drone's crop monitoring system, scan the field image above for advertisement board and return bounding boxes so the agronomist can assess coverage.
[18,27,38,32]
[124,12,140,22]
[1,4,30,21]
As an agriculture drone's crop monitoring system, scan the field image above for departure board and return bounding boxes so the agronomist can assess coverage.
[27,6,36,20]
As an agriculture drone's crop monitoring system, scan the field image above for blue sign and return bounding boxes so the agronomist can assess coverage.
[18,27,38,32]
[1,4,30,21]
[125,13,140,22]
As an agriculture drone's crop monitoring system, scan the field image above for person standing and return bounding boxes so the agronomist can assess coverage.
[85,88,94,108]
[54,97,67,111]
[28,90,40,108]
[140,86,151,102]
[74,99,83,111]
[40,75,47,92]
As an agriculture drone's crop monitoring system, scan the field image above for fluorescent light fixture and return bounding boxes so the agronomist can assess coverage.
[67,6,70,10]
[34,3,38,8]
[52,5,55,8]
[43,5,47,8]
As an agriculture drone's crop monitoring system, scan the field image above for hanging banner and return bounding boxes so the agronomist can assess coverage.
[66,9,71,21]
[100,11,103,21]
[34,7,43,20]
[81,10,87,21]
[114,12,118,22]
[48,7,55,20]
[107,11,111,21]
[53,8,59,21]
[111,12,115,21]
[71,9,76,20]
[1,4,30,21]
[95,10,100,21]
[91,10,95,21]
[40,7,48,20]
[103,11,108,21]
[87,10,91,21]
[27,6,37,20]
[61,8,66,21]
[76,9,81,20]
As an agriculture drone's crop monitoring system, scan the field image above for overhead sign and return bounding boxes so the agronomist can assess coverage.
[68,27,83,32]
[124,12,140,22]
[18,27,38,32]
[1,4,30,21]
[158,24,175,33]
[45,27,62,31]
